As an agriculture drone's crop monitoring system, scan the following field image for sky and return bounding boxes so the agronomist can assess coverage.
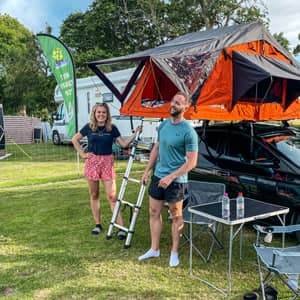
[0,0,94,36]
[0,0,300,49]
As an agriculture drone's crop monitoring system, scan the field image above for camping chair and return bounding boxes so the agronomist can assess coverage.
[253,224,300,299]
[181,180,225,262]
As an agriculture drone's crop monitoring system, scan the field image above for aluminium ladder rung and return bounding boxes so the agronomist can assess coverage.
[121,201,135,208]
[113,224,129,232]
[107,118,147,248]
[127,177,141,184]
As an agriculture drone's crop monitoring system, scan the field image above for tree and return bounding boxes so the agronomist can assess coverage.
[168,0,268,30]
[0,14,56,115]
[273,32,290,52]
[59,0,269,77]
[60,0,169,77]
[293,33,300,56]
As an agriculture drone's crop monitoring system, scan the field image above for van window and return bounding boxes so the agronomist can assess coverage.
[56,103,65,120]
[87,92,90,114]
[103,93,113,103]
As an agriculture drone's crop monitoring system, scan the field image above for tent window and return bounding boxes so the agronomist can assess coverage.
[164,53,212,93]
[240,78,283,104]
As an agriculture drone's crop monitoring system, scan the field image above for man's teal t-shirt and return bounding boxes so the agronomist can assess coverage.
[154,119,198,183]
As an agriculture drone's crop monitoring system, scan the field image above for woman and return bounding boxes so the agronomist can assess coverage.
[72,103,142,238]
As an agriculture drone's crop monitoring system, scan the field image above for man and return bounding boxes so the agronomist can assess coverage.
[138,91,198,267]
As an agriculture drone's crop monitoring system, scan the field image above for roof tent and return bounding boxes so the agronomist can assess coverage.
[87,21,300,121]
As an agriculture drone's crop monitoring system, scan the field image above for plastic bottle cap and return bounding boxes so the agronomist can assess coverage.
[238,192,243,196]
[224,192,228,196]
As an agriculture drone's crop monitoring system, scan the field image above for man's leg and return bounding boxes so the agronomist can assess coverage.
[168,200,184,266]
[138,197,164,261]
[149,197,165,250]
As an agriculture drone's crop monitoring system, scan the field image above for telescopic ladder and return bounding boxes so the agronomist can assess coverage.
[106,119,153,248]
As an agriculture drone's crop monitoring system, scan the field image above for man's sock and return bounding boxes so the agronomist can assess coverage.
[169,251,179,267]
[138,249,160,261]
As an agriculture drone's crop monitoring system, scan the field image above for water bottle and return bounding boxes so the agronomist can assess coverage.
[236,192,245,218]
[222,192,230,218]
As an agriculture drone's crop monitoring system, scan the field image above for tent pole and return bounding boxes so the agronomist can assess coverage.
[250,122,254,157]
[262,76,273,102]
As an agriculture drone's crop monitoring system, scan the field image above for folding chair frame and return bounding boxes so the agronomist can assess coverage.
[182,180,225,263]
[181,222,223,262]
[254,224,300,300]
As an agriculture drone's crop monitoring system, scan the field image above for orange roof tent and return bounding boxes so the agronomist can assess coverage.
[87,21,300,121]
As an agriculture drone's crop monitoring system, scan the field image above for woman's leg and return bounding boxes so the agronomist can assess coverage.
[87,179,101,225]
[102,179,123,226]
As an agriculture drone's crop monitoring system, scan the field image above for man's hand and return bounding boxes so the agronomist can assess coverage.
[158,174,175,189]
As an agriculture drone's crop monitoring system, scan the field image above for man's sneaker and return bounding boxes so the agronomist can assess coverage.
[117,230,126,240]
[91,224,102,235]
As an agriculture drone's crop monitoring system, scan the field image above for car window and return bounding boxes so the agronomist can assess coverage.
[224,132,272,162]
[272,136,300,167]
[226,133,250,160]
[202,130,227,156]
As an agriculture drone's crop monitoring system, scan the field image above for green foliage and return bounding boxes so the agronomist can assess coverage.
[273,32,291,52]
[36,108,50,122]
[169,0,268,30]
[0,14,56,116]
[59,0,269,77]
[293,33,300,56]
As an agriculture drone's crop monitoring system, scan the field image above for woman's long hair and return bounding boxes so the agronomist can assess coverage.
[90,103,112,132]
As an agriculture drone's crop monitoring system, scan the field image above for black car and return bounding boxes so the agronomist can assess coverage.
[189,121,300,229]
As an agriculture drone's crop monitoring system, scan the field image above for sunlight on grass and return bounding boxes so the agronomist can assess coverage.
[0,144,298,299]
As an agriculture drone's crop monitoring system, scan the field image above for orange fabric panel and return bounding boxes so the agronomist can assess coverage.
[196,53,232,108]
[120,60,176,118]
[185,99,300,121]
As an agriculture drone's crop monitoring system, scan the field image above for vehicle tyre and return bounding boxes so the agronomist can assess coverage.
[294,213,300,242]
[52,131,61,145]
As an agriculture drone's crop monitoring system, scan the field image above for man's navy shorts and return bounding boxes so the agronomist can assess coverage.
[148,175,187,203]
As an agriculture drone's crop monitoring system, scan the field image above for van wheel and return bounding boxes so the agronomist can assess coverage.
[294,213,300,242]
[52,131,61,145]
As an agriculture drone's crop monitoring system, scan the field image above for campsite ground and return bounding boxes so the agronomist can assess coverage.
[0,143,297,299]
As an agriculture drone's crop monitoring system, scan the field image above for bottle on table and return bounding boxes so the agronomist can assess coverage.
[236,192,245,218]
[222,192,230,218]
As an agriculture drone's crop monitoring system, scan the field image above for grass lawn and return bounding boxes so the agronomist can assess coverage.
[0,144,298,299]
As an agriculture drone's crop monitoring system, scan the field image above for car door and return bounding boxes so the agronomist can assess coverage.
[189,129,229,184]
[216,131,278,199]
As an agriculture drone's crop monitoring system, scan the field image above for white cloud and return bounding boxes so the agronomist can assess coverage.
[266,0,300,48]
[0,0,91,36]
[0,0,49,34]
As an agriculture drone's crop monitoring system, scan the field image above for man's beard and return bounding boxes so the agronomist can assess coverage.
[170,106,183,117]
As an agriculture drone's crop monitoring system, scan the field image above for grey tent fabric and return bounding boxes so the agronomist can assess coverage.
[87,22,299,101]
[87,20,300,117]
[232,51,300,107]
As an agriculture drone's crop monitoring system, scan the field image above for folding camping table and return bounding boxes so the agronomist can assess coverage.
[188,198,289,296]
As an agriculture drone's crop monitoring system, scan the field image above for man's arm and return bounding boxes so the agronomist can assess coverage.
[158,151,198,189]
[141,142,159,185]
